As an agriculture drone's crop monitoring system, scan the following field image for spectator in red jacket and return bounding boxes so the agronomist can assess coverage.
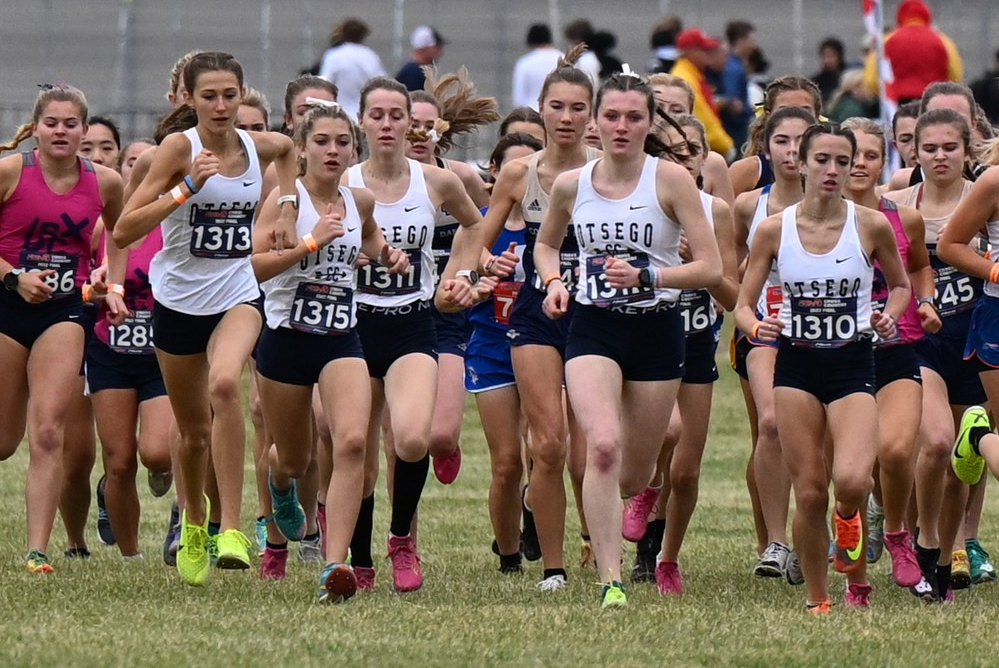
[863,0,963,105]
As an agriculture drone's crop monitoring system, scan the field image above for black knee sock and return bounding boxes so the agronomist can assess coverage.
[390,455,429,537]
[349,494,375,568]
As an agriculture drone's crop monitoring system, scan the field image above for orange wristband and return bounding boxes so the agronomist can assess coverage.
[108,283,125,298]
[752,322,762,340]
[170,185,187,205]
[82,284,93,303]
[302,233,319,253]
[543,273,562,289]
[989,263,999,284]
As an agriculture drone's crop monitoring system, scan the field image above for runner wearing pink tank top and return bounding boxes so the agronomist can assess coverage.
[0,85,125,574]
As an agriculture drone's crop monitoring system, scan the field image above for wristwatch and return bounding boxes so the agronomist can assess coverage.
[638,267,655,289]
[916,296,935,308]
[2,268,23,291]
[456,270,479,286]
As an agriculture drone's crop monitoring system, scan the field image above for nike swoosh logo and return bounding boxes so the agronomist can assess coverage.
[629,205,646,210]
[404,206,419,212]
[243,180,256,187]
[346,226,358,232]
[835,257,850,264]
[846,538,864,562]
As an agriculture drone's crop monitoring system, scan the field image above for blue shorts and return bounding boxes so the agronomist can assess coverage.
[731,326,777,382]
[915,311,985,406]
[356,300,437,379]
[507,285,572,358]
[464,326,515,393]
[86,339,166,402]
[566,302,685,382]
[683,328,719,384]
[774,338,875,404]
[256,326,364,386]
[433,306,472,357]
[874,342,922,392]
[965,295,999,371]
[0,288,84,350]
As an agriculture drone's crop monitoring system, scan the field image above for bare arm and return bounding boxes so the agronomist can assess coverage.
[536,171,578,319]
[703,152,735,206]
[114,134,189,248]
[866,209,911,337]
[655,161,722,290]
[734,216,782,340]
[728,155,761,198]
[938,167,999,280]
[251,131,299,249]
[708,197,740,311]
[95,165,127,323]
[898,203,940,333]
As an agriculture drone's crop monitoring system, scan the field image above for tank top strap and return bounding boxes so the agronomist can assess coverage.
[21,150,36,167]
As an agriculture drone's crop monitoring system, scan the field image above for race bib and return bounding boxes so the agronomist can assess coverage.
[493,281,521,325]
[189,204,253,259]
[788,295,858,348]
[680,288,714,334]
[20,250,77,297]
[357,249,422,295]
[108,310,154,354]
[289,282,352,335]
[583,252,653,307]
[930,250,980,318]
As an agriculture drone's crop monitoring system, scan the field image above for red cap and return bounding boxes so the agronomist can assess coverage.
[676,28,721,51]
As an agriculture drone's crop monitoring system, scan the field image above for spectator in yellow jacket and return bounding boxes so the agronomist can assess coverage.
[671,28,735,160]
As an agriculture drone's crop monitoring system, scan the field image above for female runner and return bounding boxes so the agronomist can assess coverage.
[116,51,300,585]
[466,131,543,573]
[478,47,598,590]
[646,114,739,594]
[728,76,822,197]
[537,71,722,608]
[736,122,909,612]
[841,116,935,590]
[406,67,496,483]
[886,109,985,601]
[344,76,482,592]
[0,84,126,572]
[253,102,408,602]
[733,107,814,578]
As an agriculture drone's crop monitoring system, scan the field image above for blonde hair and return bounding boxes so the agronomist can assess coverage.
[648,73,695,112]
[408,66,500,154]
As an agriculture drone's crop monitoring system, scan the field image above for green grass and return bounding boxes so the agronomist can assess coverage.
[2,329,999,668]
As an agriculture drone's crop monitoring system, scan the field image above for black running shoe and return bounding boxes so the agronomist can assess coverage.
[520,486,542,562]
[96,474,116,546]
[631,520,664,583]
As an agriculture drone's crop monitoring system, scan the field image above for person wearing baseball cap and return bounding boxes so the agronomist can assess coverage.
[397,26,447,91]
[670,28,735,159]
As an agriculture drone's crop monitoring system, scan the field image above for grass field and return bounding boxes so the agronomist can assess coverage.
[2,331,999,668]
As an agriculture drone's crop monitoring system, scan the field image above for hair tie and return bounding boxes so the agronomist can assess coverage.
[305,97,341,111]
[428,129,441,142]
[620,64,642,80]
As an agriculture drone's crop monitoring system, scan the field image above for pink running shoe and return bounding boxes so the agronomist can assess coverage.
[355,566,376,591]
[260,546,288,580]
[387,534,424,592]
[432,446,462,485]
[884,529,921,587]
[655,560,684,595]
[622,487,659,543]
[316,504,327,561]
[844,582,872,608]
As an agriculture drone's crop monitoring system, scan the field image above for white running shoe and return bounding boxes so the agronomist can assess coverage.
[536,574,568,592]
[753,541,791,578]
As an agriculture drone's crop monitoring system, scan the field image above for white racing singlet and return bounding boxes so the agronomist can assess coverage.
[346,159,436,308]
[679,190,718,334]
[149,127,262,315]
[572,154,681,309]
[746,184,782,320]
[262,180,363,333]
[777,200,873,348]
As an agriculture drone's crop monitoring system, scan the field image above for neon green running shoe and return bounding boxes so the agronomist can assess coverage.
[601,581,627,609]
[952,407,990,485]
[215,529,252,570]
[177,499,211,586]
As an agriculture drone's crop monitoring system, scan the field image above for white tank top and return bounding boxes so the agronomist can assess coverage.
[572,155,681,309]
[746,185,782,320]
[149,127,262,314]
[679,190,718,334]
[262,181,363,333]
[777,200,873,347]
[346,159,436,307]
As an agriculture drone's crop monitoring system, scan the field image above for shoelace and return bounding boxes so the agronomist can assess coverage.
[837,515,861,549]
[388,541,420,569]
